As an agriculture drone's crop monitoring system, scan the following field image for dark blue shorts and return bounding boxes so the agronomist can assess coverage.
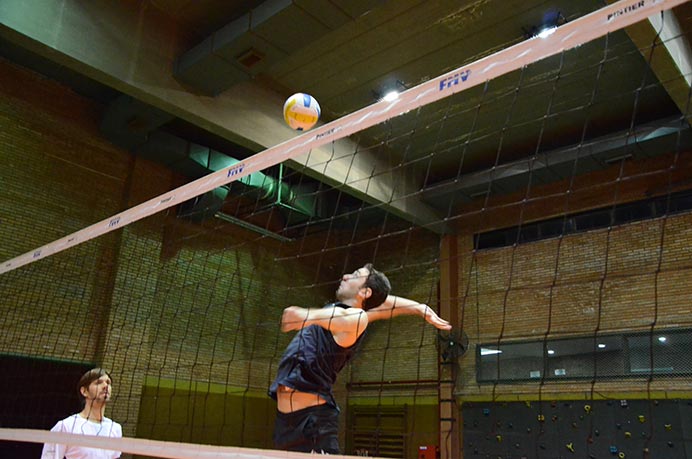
[273,404,340,454]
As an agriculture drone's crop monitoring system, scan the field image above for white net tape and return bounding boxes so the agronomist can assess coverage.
[0,428,351,459]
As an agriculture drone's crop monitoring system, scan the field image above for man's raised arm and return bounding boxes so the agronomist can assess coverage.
[366,295,452,330]
[280,305,368,347]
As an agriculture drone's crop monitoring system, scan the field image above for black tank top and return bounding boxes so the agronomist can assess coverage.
[269,302,367,409]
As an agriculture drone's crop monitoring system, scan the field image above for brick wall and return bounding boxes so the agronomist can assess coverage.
[0,57,132,364]
[452,152,692,397]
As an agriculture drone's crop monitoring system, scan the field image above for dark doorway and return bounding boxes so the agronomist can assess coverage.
[0,356,92,458]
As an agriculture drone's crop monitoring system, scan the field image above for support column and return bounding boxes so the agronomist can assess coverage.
[439,235,460,459]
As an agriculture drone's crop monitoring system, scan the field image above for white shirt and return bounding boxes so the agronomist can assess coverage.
[40,414,122,459]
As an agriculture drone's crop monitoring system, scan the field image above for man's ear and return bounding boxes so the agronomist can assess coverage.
[80,386,88,398]
[359,286,372,300]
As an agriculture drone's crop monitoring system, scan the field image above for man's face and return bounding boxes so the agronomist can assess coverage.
[81,374,112,403]
[335,266,370,302]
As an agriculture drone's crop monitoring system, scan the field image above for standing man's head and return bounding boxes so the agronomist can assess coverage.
[336,263,391,310]
[77,368,113,409]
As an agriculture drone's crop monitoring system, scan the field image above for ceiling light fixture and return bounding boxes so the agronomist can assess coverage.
[537,26,557,38]
[382,90,399,102]
[373,79,408,102]
[524,10,566,39]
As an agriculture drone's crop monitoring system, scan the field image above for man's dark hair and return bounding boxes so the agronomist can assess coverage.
[362,263,391,310]
[77,368,111,407]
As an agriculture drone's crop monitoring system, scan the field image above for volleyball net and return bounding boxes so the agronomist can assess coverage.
[2,0,692,458]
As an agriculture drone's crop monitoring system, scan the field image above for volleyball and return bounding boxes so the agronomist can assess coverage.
[283,93,320,131]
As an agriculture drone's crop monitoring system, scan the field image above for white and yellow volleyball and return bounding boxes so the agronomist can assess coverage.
[283,93,321,131]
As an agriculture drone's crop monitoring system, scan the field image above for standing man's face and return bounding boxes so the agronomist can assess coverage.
[336,267,370,303]
[81,374,112,403]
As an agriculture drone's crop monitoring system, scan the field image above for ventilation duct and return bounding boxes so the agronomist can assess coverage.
[421,117,692,205]
[174,0,374,95]
[100,96,319,226]
[100,95,174,150]
[135,131,320,224]
[178,186,229,222]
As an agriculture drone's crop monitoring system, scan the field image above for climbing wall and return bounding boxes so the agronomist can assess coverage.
[462,399,691,458]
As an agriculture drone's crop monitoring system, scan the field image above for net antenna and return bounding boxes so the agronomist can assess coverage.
[0,0,684,275]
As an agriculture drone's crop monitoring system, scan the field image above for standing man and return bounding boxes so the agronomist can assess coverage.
[41,368,122,459]
[269,263,451,454]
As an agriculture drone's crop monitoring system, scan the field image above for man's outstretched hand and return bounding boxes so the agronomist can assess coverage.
[422,305,452,330]
[367,295,453,330]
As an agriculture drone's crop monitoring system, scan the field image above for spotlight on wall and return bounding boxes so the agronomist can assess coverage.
[524,10,566,39]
